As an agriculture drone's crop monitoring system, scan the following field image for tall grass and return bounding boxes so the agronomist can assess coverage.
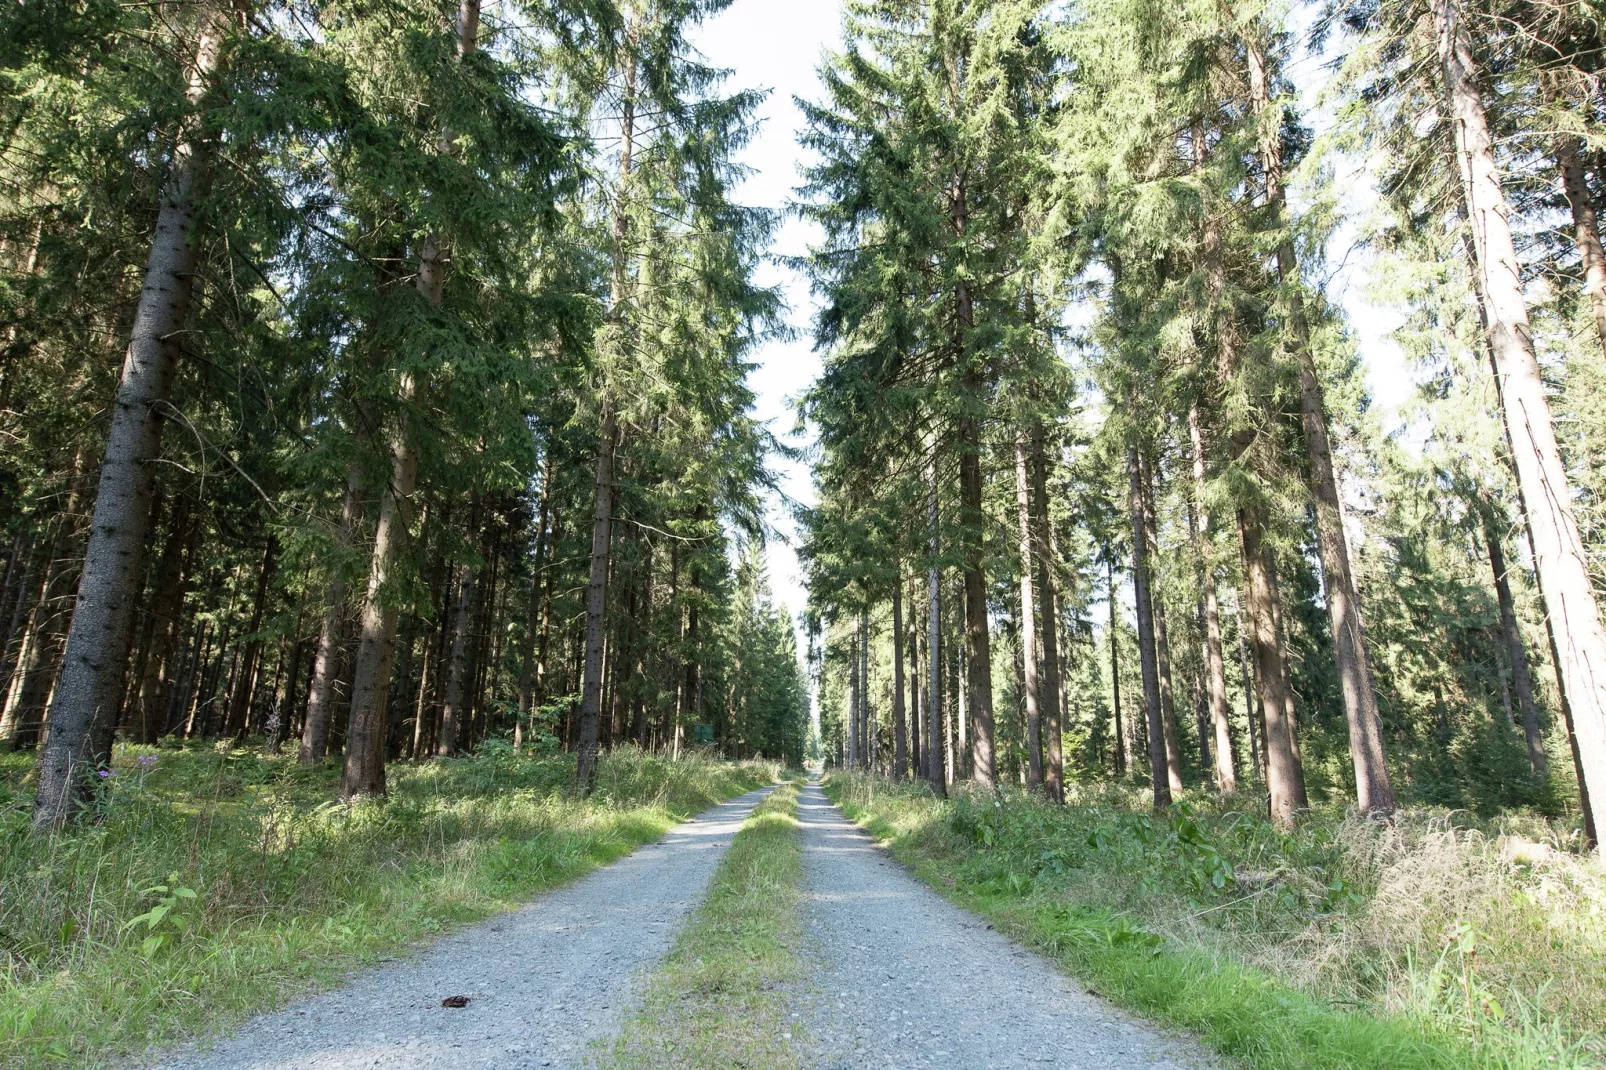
[0,742,777,1069]
[825,772,1606,1069]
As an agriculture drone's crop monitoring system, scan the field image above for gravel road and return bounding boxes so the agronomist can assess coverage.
[797,780,1218,1070]
[142,784,777,1070]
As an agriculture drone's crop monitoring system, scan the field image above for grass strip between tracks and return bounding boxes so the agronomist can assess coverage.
[601,778,806,1070]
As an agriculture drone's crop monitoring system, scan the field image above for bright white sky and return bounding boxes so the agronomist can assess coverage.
[689,0,846,651]
[687,0,1420,658]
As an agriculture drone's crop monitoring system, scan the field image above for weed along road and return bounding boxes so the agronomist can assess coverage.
[795,781,1215,1070]
[142,779,1215,1070]
[142,786,778,1070]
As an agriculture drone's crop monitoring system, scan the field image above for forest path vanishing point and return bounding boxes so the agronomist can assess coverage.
[142,781,1216,1070]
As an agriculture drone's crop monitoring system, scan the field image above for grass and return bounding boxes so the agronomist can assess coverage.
[599,777,806,1070]
[824,772,1606,1070]
[0,741,779,1069]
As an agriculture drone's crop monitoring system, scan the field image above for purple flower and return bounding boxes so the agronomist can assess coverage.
[136,755,158,768]
[97,769,112,778]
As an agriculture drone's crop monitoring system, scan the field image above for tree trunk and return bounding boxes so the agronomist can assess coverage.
[1128,446,1172,810]
[1238,505,1307,826]
[575,411,617,792]
[32,5,236,828]
[1014,431,1044,792]
[1482,500,1547,774]
[1245,31,1396,816]
[133,495,196,743]
[1188,404,1237,793]
[225,538,276,739]
[438,562,476,757]
[1030,426,1065,803]
[959,415,996,789]
[1557,129,1606,357]
[301,456,362,762]
[1437,0,1606,847]
[909,582,922,778]
[341,0,477,799]
[518,448,554,717]
[892,576,907,779]
[1108,557,1125,777]
[1460,197,1598,845]
[926,441,946,797]
[1141,455,1184,793]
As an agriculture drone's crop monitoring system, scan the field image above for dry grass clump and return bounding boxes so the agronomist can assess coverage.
[1302,814,1606,1030]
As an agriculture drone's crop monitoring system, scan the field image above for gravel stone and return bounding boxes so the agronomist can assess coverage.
[796,781,1219,1070]
[141,785,777,1070]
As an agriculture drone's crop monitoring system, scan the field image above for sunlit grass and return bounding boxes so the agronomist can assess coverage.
[600,778,806,1070]
[0,743,778,1069]
[824,772,1605,1070]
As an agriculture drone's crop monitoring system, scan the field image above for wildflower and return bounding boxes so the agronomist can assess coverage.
[136,755,157,768]
[97,769,112,778]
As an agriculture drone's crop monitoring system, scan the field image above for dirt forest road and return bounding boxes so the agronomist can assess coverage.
[142,786,778,1070]
[795,780,1215,1070]
[141,781,1215,1070]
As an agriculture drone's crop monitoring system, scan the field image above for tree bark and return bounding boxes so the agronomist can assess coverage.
[860,609,872,770]
[1482,500,1547,774]
[32,4,236,827]
[1030,426,1064,802]
[926,441,946,797]
[959,415,996,789]
[892,575,907,779]
[1108,557,1125,777]
[1014,431,1044,792]
[519,448,555,716]
[224,538,275,739]
[301,454,362,762]
[1557,129,1606,358]
[1189,403,1237,793]
[340,0,477,799]
[1245,31,1396,816]
[1437,0,1606,847]
[1238,505,1307,826]
[438,562,476,757]
[1128,446,1171,809]
[575,411,617,791]
[1141,455,1184,793]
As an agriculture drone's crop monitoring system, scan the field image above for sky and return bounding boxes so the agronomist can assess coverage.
[688,0,846,649]
[685,0,1424,655]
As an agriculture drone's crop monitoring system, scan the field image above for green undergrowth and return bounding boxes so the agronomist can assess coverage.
[824,773,1605,1070]
[600,778,805,1070]
[0,743,779,1069]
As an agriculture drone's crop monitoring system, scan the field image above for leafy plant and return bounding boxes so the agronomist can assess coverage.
[121,873,199,958]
